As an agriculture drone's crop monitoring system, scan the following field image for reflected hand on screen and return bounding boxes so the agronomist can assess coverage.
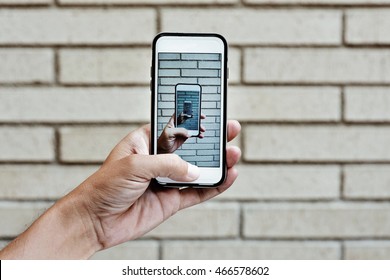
[157,114,206,154]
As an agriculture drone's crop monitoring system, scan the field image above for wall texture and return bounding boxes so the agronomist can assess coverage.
[1,0,390,260]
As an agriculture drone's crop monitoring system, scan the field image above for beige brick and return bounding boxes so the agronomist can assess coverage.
[345,87,390,122]
[91,241,159,260]
[344,165,390,199]
[219,165,339,200]
[60,126,137,162]
[244,125,390,162]
[0,165,98,200]
[347,9,390,45]
[229,87,340,121]
[0,87,150,123]
[60,0,237,4]
[0,9,155,45]
[244,0,390,4]
[228,48,240,84]
[146,203,239,238]
[162,9,341,45]
[244,202,390,238]
[162,241,340,259]
[345,241,390,260]
[244,48,390,84]
[0,240,8,250]
[0,127,54,162]
[60,49,150,84]
[0,202,52,237]
[0,49,53,83]
[0,0,51,4]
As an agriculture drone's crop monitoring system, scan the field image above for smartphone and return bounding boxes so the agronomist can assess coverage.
[175,84,202,137]
[151,32,228,187]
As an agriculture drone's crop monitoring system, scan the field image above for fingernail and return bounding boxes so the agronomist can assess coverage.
[187,163,200,180]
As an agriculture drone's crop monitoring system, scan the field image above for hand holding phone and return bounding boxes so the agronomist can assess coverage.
[151,33,228,187]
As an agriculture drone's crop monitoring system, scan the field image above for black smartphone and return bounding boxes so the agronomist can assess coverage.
[151,32,228,187]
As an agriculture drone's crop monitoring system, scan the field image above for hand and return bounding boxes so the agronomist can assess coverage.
[157,114,206,154]
[177,111,193,125]
[81,120,241,250]
[0,120,241,259]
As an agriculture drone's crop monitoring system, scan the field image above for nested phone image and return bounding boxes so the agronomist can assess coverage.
[175,84,202,137]
[151,32,228,187]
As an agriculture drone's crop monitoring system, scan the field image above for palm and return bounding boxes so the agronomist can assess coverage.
[164,127,187,151]
[157,117,189,154]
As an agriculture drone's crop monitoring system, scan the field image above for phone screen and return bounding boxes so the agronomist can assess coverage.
[157,52,222,168]
[153,34,227,186]
[176,84,201,134]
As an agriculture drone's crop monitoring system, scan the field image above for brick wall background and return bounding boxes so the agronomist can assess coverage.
[1,0,390,260]
[157,52,221,167]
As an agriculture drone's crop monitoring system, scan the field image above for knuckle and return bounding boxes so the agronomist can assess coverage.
[123,155,138,170]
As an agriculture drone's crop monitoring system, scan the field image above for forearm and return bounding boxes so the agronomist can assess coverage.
[0,187,102,259]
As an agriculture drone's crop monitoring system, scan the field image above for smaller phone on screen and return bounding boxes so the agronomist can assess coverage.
[175,84,202,137]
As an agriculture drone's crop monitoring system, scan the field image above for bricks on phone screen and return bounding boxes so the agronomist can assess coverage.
[157,52,222,167]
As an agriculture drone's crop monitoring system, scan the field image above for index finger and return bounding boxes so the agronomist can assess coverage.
[227,120,241,142]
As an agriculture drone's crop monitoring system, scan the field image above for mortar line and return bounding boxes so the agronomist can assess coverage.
[340,164,345,200]
[340,240,346,260]
[342,9,347,46]
[340,86,346,123]
[156,6,162,33]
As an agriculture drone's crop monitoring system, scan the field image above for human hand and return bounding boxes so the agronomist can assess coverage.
[157,114,206,154]
[0,120,240,259]
[78,120,241,251]
[177,111,192,125]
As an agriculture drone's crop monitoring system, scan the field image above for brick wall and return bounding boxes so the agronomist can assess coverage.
[1,0,390,260]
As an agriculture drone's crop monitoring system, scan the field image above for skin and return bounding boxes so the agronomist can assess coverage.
[177,111,192,125]
[158,114,206,154]
[0,120,241,259]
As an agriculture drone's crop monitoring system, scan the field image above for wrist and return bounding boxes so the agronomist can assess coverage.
[55,184,103,258]
[0,184,102,259]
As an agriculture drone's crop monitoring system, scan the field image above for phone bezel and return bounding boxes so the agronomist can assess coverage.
[151,32,228,188]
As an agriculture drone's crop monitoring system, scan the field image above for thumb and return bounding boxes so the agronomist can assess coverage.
[167,115,175,127]
[126,154,200,182]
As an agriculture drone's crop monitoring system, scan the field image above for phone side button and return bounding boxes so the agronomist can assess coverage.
[227,67,229,79]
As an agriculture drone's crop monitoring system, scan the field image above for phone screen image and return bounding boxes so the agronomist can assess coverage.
[157,52,222,168]
[152,33,227,186]
[176,84,201,135]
